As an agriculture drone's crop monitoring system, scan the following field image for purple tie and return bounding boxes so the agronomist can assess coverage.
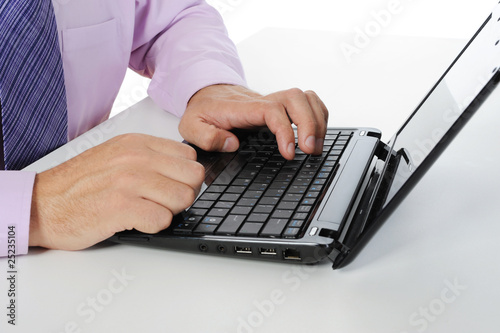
[0,0,68,170]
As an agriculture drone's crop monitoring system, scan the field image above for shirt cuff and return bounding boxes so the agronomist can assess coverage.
[148,59,247,118]
[0,171,36,257]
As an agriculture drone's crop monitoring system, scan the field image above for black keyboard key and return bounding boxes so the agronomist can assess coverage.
[291,179,311,187]
[330,149,343,156]
[220,193,241,202]
[173,222,197,234]
[199,192,221,201]
[227,186,246,194]
[323,140,335,146]
[293,213,308,220]
[261,167,280,175]
[288,219,304,228]
[283,193,303,202]
[281,166,300,174]
[269,182,289,190]
[243,190,264,199]
[194,224,217,234]
[271,210,294,219]
[309,185,323,192]
[254,174,274,184]
[260,219,287,237]
[214,201,234,209]
[284,160,303,167]
[183,215,202,223]
[275,173,295,182]
[264,189,285,197]
[253,204,275,214]
[301,198,316,205]
[202,216,224,224]
[305,191,320,198]
[312,179,327,185]
[283,227,300,238]
[206,185,227,193]
[239,170,258,179]
[208,208,230,217]
[299,171,316,178]
[216,215,246,235]
[247,213,269,223]
[265,161,285,168]
[231,206,252,215]
[238,222,263,236]
[297,206,311,213]
[277,201,298,210]
[187,208,208,216]
[238,198,258,207]
[232,178,251,186]
[259,197,279,205]
[288,186,307,194]
[191,201,214,209]
[248,183,269,191]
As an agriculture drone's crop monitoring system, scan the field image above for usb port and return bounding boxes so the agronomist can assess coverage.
[283,248,301,261]
[259,248,277,256]
[234,246,252,254]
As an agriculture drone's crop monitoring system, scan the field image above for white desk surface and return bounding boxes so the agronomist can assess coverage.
[4,3,500,333]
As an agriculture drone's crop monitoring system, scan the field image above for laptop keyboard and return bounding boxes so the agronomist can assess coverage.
[171,129,352,238]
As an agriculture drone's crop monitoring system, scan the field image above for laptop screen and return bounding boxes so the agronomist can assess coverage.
[379,11,500,208]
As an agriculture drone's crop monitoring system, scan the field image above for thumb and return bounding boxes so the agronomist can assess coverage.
[181,118,240,152]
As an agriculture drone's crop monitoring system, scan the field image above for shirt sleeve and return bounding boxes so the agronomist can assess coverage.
[0,171,36,257]
[129,0,247,118]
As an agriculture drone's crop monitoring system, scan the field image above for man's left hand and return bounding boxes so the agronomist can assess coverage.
[179,85,329,160]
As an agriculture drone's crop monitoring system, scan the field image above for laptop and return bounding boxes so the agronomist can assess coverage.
[26,7,500,268]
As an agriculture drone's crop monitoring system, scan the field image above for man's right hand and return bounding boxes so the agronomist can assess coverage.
[28,133,205,251]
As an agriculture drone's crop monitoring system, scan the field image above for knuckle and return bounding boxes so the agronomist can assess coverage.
[286,87,304,99]
[146,210,173,233]
[190,162,206,184]
[183,145,198,160]
[304,89,318,98]
[198,130,219,151]
[178,186,197,208]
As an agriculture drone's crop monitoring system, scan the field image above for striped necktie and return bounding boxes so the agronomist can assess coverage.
[0,0,68,170]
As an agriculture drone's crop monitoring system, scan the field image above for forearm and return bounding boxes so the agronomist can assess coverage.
[0,171,36,257]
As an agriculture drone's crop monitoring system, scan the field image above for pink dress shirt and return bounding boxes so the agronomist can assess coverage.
[0,0,246,256]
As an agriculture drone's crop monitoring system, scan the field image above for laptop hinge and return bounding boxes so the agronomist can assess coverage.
[327,241,350,265]
[374,141,392,161]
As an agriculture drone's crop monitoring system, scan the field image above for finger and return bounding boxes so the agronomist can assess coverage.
[150,154,205,190]
[180,117,240,152]
[269,88,321,155]
[111,133,198,161]
[130,171,200,215]
[259,102,297,160]
[304,90,329,149]
[123,199,174,234]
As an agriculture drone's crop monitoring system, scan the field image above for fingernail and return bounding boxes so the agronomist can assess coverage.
[287,142,295,158]
[305,135,316,151]
[222,137,238,152]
